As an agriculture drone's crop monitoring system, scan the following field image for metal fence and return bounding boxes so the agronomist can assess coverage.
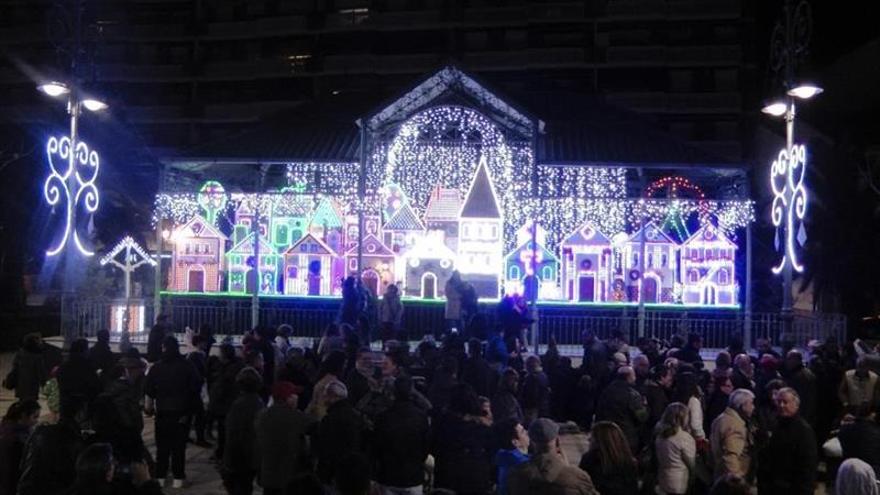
[66,296,847,350]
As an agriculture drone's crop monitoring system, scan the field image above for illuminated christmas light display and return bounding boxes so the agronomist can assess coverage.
[154,68,755,307]
[99,235,157,299]
[770,144,808,274]
[197,181,227,226]
[44,135,100,256]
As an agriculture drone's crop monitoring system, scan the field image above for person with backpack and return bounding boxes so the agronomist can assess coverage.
[3,333,47,402]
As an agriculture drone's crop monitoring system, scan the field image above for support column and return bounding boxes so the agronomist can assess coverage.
[744,224,753,349]
[637,170,646,339]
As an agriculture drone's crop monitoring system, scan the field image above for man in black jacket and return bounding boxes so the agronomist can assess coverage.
[16,399,87,495]
[757,387,818,495]
[595,366,648,454]
[781,350,817,425]
[146,314,171,363]
[57,338,102,427]
[315,381,366,484]
[88,329,117,382]
[372,376,429,493]
[221,367,265,495]
[145,335,201,488]
[838,403,880,477]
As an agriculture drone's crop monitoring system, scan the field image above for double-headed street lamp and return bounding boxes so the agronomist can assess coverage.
[761,0,821,328]
[38,79,108,257]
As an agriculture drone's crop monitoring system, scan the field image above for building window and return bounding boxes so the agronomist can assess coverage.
[632,253,639,268]
[509,265,521,280]
[542,266,553,280]
[490,225,498,239]
[661,254,668,267]
[463,225,470,239]
[719,269,729,285]
[647,253,654,268]
[688,270,699,283]
[349,258,357,271]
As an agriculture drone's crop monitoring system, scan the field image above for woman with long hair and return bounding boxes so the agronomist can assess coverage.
[672,371,705,441]
[654,402,696,495]
[579,421,639,495]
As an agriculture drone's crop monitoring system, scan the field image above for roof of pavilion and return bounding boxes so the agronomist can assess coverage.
[161,66,742,187]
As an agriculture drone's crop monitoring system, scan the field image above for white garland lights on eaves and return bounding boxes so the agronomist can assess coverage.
[99,235,157,268]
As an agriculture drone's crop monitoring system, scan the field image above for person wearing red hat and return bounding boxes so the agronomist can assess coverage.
[255,381,312,495]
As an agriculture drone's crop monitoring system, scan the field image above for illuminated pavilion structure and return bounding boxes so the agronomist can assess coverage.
[156,66,754,310]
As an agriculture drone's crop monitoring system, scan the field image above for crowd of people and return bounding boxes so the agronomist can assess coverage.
[2,292,880,495]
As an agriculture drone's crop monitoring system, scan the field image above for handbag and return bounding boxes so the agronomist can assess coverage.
[3,365,18,390]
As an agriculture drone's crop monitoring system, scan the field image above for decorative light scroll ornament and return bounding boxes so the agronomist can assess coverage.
[99,236,157,299]
[44,135,100,256]
[770,144,808,274]
[197,181,227,226]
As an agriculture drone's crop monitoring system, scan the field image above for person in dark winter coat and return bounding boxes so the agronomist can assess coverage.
[255,381,312,495]
[186,334,211,447]
[781,350,817,425]
[462,338,498,398]
[0,400,40,495]
[596,366,648,455]
[16,400,87,495]
[757,387,818,495]
[144,335,201,487]
[838,404,880,477]
[57,338,102,424]
[677,334,704,368]
[315,381,366,484]
[207,342,245,459]
[344,347,377,407]
[487,327,509,368]
[5,333,47,401]
[91,356,148,465]
[730,354,755,392]
[492,368,524,424]
[66,442,163,495]
[579,421,639,495]
[431,384,496,495]
[372,375,430,493]
[221,367,265,495]
[146,314,171,363]
[521,355,551,425]
[88,329,117,381]
[639,364,673,436]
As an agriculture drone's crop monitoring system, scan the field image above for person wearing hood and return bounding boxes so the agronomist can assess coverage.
[144,335,201,489]
[493,418,530,495]
[221,367,265,495]
[507,417,598,495]
[0,400,41,495]
[836,458,879,495]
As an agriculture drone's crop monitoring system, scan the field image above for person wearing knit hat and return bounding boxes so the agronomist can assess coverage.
[271,381,302,408]
[507,418,599,495]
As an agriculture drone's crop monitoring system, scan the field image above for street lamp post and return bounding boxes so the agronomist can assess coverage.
[762,0,820,334]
